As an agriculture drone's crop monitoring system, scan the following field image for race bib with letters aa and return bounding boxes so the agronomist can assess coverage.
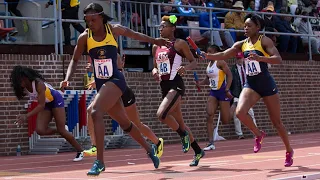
[156,52,171,75]
[94,59,113,79]
[245,59,261,76]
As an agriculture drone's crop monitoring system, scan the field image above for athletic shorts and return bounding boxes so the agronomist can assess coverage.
[209,87,231,101]
[121,86,136,107]
[160,75,185,99]
[45,90,64,110]
[244,73,278,97]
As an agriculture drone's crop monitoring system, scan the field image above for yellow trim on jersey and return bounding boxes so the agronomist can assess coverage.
[44,87,54,102]
[87,24,118,53]
[217,70,226,89]
[241,35,270,57]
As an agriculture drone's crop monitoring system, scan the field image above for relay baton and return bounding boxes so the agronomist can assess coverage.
[186,36,205,58]
[193,71,201,92]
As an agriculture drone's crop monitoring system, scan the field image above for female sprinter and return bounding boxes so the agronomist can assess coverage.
[152,15,204,167]
[202,14,294,167]
[60,3,168,176]
[196,45,233,151]
[10,65,84,161]
[84,54,164,158]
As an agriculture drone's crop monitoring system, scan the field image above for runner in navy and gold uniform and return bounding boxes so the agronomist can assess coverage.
[203,14,294,167]
[10,66,84,162]
[152,15,204,167]
[60,3,168,176]
[84,54,164,159]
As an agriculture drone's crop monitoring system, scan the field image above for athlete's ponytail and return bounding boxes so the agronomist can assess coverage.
[84,3,113,25]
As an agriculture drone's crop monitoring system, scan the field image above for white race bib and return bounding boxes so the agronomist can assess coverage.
[245,59,261,76]
[209,78,217,90]
[94,59,113,79]
[156,52,171,75]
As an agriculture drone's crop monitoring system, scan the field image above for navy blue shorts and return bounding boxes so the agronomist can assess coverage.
[209,87,231,101]
[95,72,127,94]
[244,74,278,97]
[45,90,64,110]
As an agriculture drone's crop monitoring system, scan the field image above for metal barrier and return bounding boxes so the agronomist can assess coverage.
[0,0,319,60]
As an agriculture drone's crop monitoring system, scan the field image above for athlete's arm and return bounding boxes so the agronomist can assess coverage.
[218,61,233,91]
[27,80,46,118]
[111,24,168,46]
[256,36,282,64]
[205,41,243,61]
[199,76,209,86]
[151,45,160,81]
[64,32,88,82]
[176,39,197,71]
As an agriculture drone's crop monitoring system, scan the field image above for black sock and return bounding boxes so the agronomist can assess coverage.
[176,127,186,137]
[156,139,161,147]
[191,140,202,154]
[92,145,96,148]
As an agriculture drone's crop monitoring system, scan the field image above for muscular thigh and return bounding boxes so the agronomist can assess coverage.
[91,82,123,113]
[206,96,218,116]
[158,90,181,117]
[237,88,261,113]
[36,109,52,130]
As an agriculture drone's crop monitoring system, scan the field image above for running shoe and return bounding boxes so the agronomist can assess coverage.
[254,131,266,153]
[87,160,105,176]
[181,131,190,153]
[73,151,84,162]
[148,144,160,169]
[83,145,97,157]
[157,138,164,158]
[190,150,205,166]
[284,150,294,167]
[203,143,216,151]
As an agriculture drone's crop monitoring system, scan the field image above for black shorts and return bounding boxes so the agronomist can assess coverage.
[244,73,278,97]
[160,75,185,99]
[121,86,136,107]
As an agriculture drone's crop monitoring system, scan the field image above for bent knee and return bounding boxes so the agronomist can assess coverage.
[36,128,46,136]
[90,108,104,122]
[235,108,247,120]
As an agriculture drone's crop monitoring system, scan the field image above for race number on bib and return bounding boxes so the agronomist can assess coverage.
[209,78,217,90]
[157,52,171,75]
[245,60,261,76]
[94,59,113,79]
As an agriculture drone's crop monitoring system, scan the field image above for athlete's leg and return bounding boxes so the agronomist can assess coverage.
[236,88,264,153]
[89,82,159,170]
[107,98,159,167]
[206,96,219,144]
[125,103,160,145]
[236,88,261,136]
[52,107,84,161]
[156,90,181,131]
[83,102,97,157]
[156,90,190,153]
[263,94,293,166]
[36,110,56,135]
[170,99,205,166]
[87,103,95,145]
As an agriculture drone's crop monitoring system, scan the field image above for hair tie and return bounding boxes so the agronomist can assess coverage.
[169,15,177,24]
